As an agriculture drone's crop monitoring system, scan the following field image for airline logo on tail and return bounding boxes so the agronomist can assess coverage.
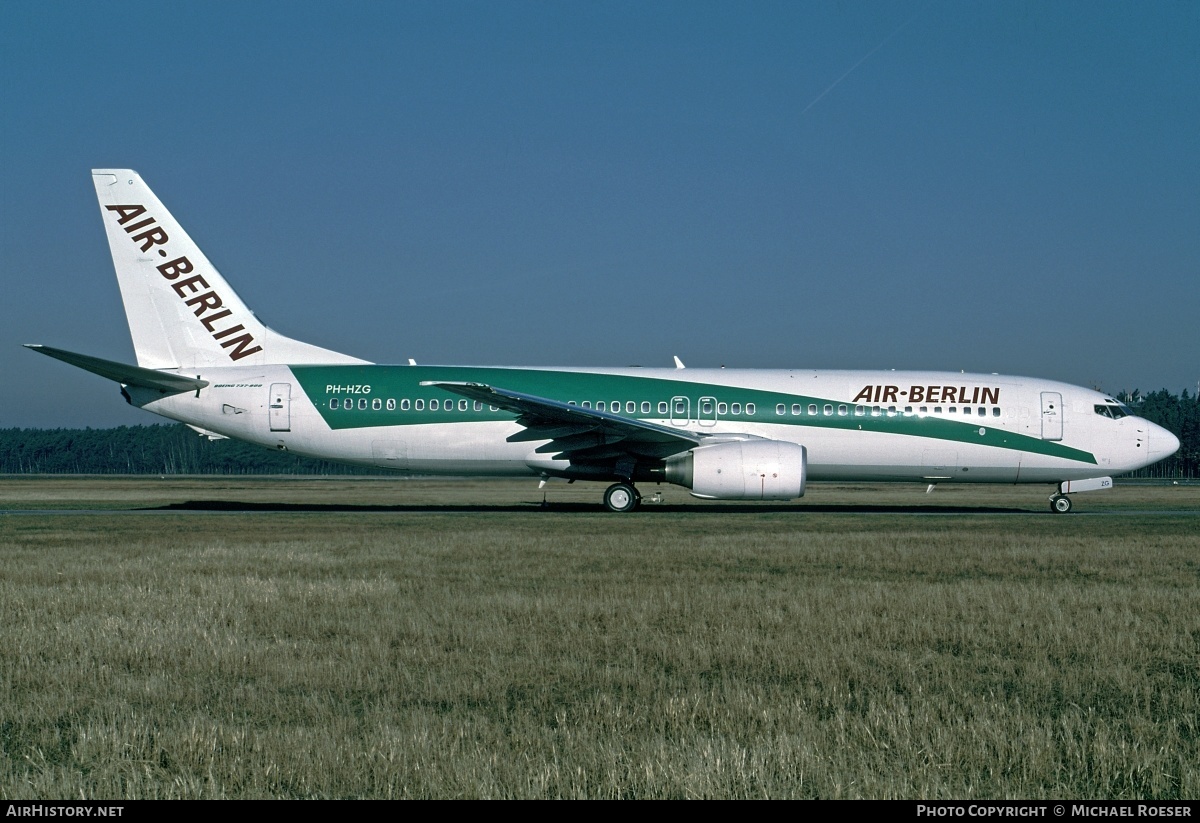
[103,204,263,362]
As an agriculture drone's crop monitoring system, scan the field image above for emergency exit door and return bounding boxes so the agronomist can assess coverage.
[269,383,291,432]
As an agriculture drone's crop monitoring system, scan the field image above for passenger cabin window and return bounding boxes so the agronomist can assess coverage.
[792,404,802,415]
[627,402,637,414]
[474,401,483,411]
[596,402,606,412]
[415,399,425,410]
[641,402,651,414]
[808,404,817,415]
[330,398,339,410]
[658,402,668,415]
[582,401,592,409]
[992,408,1001,417]
[459,400,468,411]
[387,399,396,411]
[372,398,382,410]
[358,398,368,410]
[401,399,411,411]
[731,403,742,414]
[823,404,833,416]
[854,405,865,416]
[717,402,728,415]
[776,404,786,415]
[430,399,439,411]
[746,403,756,415]
[701,399,715,415]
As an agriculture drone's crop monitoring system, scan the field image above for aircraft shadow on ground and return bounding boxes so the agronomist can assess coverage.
[149,500,1036,514]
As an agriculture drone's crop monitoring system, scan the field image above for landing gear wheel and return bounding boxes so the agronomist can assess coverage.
[604,482,640,513]
[1050,495,1073,514]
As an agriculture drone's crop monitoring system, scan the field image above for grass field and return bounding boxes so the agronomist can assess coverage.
[1,477,1198,798]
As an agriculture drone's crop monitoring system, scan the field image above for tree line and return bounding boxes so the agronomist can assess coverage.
[0,425,386,475]
[1,389,1196,477]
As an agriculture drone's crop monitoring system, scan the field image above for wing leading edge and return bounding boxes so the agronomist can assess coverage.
[421,380,711,463]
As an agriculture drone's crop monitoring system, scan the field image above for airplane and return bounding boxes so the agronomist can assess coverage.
[26,169,1181,513]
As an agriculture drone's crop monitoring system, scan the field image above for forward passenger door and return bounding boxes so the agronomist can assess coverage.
[1040,392,1062,441]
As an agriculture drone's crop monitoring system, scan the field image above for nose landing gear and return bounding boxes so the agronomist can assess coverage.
[1048,477,1113,513]
[1050,494,1073,514]
[603,482,641,513]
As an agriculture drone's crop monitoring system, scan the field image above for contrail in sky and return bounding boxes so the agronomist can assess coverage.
[799,11,922,117]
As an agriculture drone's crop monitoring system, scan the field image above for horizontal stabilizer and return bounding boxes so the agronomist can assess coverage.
[24,345,209,393]
[186,424,230,440]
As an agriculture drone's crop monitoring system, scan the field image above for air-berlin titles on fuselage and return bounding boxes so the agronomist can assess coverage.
[852,384,1001,405]
[103,205,263,361]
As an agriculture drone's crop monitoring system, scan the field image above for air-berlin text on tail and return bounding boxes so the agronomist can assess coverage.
[852,384,1001,405]
[104,204,263,362]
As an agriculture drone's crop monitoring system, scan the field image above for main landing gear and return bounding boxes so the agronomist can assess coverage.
[604,482,641,513]
[1050,494,1074,514]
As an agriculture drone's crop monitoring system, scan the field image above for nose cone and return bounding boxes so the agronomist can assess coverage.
[1148,423,1181,464]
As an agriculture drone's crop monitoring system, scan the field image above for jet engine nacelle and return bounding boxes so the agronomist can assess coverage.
[665,440,807,500]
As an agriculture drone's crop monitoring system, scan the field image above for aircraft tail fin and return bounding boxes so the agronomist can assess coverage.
[91,169,370,369]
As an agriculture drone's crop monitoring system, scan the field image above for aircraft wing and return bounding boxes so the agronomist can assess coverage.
[421,380,709,462]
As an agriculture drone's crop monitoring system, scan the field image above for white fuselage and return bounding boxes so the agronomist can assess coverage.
[131,364,1176,486]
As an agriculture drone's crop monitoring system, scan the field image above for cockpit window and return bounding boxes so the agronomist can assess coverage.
[1094,403,1129,420]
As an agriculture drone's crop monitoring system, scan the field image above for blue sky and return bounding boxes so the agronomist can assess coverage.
[2,0,1197,428]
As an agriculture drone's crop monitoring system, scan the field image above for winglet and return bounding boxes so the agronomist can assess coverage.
[673,355,686,369]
